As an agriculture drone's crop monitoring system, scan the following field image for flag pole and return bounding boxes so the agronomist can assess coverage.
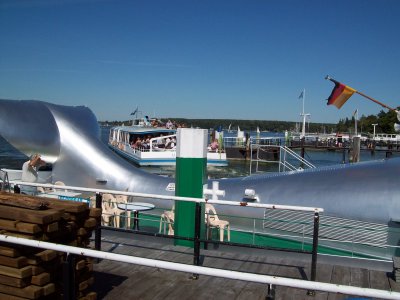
[301,88,306,138]
[325,76,397,111]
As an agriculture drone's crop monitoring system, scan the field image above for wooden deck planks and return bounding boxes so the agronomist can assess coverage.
[91,231,400,300]
[369,269,390,290]
[350,267,370,288]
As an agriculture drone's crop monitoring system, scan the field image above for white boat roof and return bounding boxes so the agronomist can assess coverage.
[111,125,176,135]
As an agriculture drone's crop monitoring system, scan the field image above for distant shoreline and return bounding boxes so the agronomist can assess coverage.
[98,118,336,133]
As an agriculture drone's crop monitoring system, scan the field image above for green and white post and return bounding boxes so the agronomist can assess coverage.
[174,128,207,247]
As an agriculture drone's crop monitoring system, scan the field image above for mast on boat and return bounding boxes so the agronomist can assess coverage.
[299,88,310,139]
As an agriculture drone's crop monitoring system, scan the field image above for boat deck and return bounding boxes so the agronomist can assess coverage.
[91,229,400,300]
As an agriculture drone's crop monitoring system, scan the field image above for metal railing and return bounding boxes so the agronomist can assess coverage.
[3,178,399,260]
[223,136,282,148]
[0,233,399,299]
[8,180,323,282]
[249,144,316,174]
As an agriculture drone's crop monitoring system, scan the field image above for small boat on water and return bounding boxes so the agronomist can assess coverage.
[108,115,228,167]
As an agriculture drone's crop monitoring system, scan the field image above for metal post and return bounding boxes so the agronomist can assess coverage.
[342,144,346,164]
[13,184,20,194]
[175,128,207,247]
[95,193,102,252]
[300,137,305,158]
[192,202,201,279]
[352,136,360,163]
[63,253,76,300]
[266,283,275,300]
[300,137,305,169]
[308,212,320,296]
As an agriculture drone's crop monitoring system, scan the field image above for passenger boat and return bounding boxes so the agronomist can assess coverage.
[108,116,228,166]
[373,133,400,143]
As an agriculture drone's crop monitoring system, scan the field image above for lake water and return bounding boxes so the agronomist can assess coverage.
[0,127,396,179]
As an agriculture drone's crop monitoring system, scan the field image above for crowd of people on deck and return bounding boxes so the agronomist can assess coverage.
[143,117,187,130]
[130,134,177,150]
[156,119,186,130]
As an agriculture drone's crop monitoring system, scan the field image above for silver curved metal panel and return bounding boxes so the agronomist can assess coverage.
[0,100,61,163]
[0,99,399,227]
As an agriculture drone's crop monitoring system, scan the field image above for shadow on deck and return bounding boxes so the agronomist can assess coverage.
[90,229,399,300]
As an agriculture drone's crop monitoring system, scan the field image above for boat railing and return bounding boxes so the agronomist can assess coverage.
[116,133,177,153]
[249,144,316,174]
[262,209,390,253]
[249,136,283,146]
[2,177,399,262]
[133,145,176,153]
[148,134,176,152]
[1,233,398,300]
[223,136,282,148]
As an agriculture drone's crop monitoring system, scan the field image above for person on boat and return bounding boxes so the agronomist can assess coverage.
[166,120,173,129]
[133,137,142,149]
[21,153,46,195]
[142,136,151,149]
[168,137,176,149]
[209,139,219,152]
[156,134,165,148]
[144,116,151,126]
[151,119,158,127]
[165,136,172,149]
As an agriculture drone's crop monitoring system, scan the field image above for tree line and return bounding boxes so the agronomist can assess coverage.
[337,108,399,135]
[99,108,399,135]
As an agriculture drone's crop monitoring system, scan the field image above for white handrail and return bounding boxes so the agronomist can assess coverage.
[0,234,398,299]
[282,146,316,169]
[6,180,324,213]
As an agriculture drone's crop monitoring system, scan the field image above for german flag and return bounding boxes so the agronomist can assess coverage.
[327,82,356,109]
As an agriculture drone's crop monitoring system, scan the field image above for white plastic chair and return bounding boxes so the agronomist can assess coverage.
[113,194,131,228]
[101,193,117,226]
[205,203,230,242]
[159,206,174,235]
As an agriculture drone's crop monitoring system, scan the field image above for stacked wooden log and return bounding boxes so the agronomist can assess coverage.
[0,192,101,299]
[394,256,400,282]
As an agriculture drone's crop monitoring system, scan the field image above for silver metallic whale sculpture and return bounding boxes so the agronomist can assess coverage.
[1,99,400,255]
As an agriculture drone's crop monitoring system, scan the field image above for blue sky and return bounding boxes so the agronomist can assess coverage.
[1,0,399,124]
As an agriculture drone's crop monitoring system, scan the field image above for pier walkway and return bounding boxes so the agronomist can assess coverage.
[91,229,400,300]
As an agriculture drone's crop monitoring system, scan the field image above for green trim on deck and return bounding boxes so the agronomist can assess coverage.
[124,213,384,260]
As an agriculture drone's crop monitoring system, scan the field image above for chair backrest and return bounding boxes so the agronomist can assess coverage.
[54,181,66,192]
[115,194,128,205]
[102,193,117,210]
[115,188,130,205]
[205,203,219,221]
